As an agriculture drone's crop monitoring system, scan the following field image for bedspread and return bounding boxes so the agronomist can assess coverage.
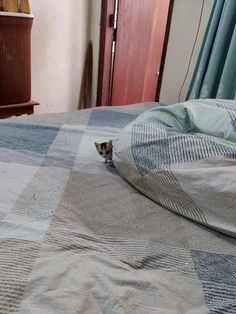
[0,102,235,314]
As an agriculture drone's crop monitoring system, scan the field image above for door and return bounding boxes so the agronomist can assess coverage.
[97,0,173,106]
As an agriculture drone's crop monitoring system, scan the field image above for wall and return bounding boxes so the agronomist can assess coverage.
[160,0,214,104]
[89,0,101,107]
[30,0,214,112]
[30,0,90,114]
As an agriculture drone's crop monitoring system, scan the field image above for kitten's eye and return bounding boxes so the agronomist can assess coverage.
[106,151,109,155]
[100,152,103,155]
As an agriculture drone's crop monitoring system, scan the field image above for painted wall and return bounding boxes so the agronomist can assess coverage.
[160,0,214,105]
[30,0,90,114]
[30,0,214,113]
[89,0,101,107]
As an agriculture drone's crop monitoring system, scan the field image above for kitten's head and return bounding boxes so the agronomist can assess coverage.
[95,140,113,159]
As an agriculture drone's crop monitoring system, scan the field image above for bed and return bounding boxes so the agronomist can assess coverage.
[0,101,235,314]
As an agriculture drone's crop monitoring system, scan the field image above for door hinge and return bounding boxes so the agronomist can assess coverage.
[113,28,117,42]
[109,14,114,27]
[109,13,117,42]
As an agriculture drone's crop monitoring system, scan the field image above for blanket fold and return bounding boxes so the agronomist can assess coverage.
[114,99,236,237]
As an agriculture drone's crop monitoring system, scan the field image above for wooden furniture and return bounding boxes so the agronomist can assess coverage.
[0,100,39,119]
[0,11,36,118]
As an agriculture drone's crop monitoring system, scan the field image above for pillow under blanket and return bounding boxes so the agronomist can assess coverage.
[113,99,236,238]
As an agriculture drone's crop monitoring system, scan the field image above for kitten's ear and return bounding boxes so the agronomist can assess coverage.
[94,142,98,148]
[108,140,112,145]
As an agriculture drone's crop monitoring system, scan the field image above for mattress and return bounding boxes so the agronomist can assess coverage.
[0,102,235,314]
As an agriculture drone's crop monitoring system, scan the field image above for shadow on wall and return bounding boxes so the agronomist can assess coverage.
[78,41,93,110]
[77,0,101,109]
[31,0,91,114]
[70,0,92,111]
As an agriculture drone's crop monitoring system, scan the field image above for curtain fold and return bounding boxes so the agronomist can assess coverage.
[187,0,236,100]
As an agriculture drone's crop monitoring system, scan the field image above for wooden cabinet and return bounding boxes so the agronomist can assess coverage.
[0,101,39,119]
[0,12,37,118]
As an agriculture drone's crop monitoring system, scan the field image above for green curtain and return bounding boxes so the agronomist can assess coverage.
[187,0,236,100]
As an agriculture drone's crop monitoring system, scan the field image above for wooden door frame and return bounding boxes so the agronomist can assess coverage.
[96,0,174,106]
[96,0,115,106]
[155,0,174,102]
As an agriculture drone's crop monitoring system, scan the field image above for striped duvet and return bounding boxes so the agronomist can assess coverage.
[114,99,236,238]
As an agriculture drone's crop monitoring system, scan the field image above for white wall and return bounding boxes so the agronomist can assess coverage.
[89,0,101,107]
[30,0,90,114]
[160,0,214,104]
[30,0,214,113]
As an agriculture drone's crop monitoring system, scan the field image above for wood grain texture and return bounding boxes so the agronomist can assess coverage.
[0,15,33,105]
[111,0,171,106]
[0,100,39,119]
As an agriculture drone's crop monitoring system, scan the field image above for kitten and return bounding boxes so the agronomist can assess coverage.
[95,140,113,164]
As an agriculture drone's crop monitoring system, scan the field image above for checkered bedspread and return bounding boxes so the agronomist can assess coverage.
[0,102,235,314]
